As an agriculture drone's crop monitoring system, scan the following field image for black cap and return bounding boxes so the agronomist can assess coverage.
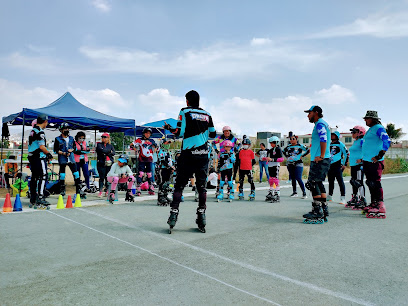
[185,90,200,107]
[36,113,49,124]
[304,105,323,114]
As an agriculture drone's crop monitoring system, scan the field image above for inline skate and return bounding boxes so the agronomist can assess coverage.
[248,190,255,201]
[366,201,386,219]
[196,208,206,233]
[125,189,135,202]
[35,197,50,210]
[303,201,325,224]
[167,208,179,234]
[345,194,358,208]
[238,189,244,200]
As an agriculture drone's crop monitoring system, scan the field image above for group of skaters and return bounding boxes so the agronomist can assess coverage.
[27,90,391,233]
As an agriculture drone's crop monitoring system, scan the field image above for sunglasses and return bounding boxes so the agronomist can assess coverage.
[101,136,107,138]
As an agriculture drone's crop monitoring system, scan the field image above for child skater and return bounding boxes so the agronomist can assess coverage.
[216,140,236,202]
[265,136,284,203]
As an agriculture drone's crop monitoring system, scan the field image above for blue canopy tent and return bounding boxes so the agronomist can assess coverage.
[125,118,178,139]
[3,92,135,132]
[2,92,136,193]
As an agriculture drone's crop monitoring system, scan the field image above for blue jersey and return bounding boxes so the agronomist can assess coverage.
[349,138,364,166]
[330,141,349,165]
[218,151,236,172]
[172,107,216,151]
[283,144,310,164]
[310,118,331,160]
[362,124,391,162]
[28,126,46,158]
[158,149,173,169]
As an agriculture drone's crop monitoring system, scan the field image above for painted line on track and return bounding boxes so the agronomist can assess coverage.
[47,210,281,306]
[79,208,375,306]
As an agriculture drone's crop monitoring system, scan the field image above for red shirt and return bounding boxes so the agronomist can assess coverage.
[239,149,254,170]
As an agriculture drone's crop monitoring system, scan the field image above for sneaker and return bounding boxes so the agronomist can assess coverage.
[98,192,103,198]
[327,195,333,201]
[302,193,308,199]
[339,196,346,205]
[290,192,298,197]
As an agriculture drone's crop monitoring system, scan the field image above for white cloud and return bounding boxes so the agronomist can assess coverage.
[91,0,111,12]
[310,12,408,39]
[250,38,272,46]
[67,87,128,115]
[314,84,356,105]
[0,79,59,118]
[4,52,60,73]
[79,39,328,79]
[209,95,313,137]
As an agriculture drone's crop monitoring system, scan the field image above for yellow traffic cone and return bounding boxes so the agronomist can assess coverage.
[74,194,82,207]
[56,195,65,209]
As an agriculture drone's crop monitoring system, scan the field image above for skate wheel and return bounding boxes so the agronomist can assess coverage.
[382,215,386,219]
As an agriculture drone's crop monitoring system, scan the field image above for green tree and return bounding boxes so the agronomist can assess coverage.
[386,123,405,144]
[110,132,134,152]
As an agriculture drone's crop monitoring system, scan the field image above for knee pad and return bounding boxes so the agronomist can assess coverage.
[73,171,80,180]
[366,179,376,189]
[138,171,145,178]
[113,177,119,183]
[60,173,66,180]
[268,177,274,186]
[219,180,225,188]
[305,180,317,193]
[350,178,362,188]
[147,172,152,178]
[228,181,234,188]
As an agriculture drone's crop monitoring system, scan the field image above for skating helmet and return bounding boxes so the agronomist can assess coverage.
[59,122,70,130]
[331,131,341,140]
[31,119,37,127]
[350,125,366,137]
[242,138,251,145]
[142,127,152,135]
[222,126,232,132]
[268,136,280,143]
[223,140,233,148]
[118,154,129,164]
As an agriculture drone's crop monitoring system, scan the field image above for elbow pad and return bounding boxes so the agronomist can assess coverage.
[276,157,284,163]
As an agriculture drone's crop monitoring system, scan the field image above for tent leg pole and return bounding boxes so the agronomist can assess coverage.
[122,132,125,153]
[19,114,25,196]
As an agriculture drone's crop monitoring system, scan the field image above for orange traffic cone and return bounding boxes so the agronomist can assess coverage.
[3,193,12,213]
[66,195,73,208]
[236,183,240,192]
[272,183,277,189]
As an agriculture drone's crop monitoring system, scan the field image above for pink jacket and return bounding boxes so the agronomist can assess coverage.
[74,141,89,163]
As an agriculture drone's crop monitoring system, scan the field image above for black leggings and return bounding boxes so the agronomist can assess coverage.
[239,169,255,191]
[328,161,346,197]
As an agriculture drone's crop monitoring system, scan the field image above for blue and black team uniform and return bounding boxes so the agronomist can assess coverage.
[217,151,236,197]
[362,123,391,204]
[54,135,82,196]
[157,145,174,205]
[328,139,349,198]
[168,106,216,211]
[28,125,48,204]
[305,116,331,220]
[283,143,309,195]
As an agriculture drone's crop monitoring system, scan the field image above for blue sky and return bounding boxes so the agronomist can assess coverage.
[1,0,407,138]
